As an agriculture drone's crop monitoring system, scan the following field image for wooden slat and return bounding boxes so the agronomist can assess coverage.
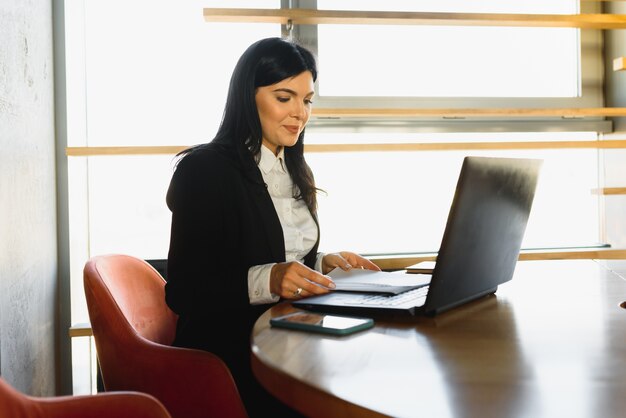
[372,248,626,270]
[65,140,626,157]
[69,323,93,338]
[203,8,626,29]
[591,187,626,195]
[66,146,187,156]
[614,57,626,71]
[312,107,626,118]
[305,140,626,153]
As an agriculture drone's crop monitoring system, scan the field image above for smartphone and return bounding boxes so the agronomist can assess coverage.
[269,311,374,336]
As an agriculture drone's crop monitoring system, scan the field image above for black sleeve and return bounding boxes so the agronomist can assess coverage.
[164,152,249,316]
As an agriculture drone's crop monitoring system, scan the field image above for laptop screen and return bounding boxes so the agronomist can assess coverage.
[423,156,542,314]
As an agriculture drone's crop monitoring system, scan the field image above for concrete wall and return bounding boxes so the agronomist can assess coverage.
[0,0,58,395]
[602,3,626,248]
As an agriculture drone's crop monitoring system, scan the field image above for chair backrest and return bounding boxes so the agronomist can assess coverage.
[84,254,249,418]
[86,254,177,345]
[0,376,172,418]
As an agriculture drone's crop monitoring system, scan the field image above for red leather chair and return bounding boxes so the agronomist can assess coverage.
[83,254,248,418]
[0,376,171,418]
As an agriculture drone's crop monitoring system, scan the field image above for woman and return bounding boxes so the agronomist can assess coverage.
[165,37,379,416]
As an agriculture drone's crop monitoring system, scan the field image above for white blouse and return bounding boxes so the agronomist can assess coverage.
[247,145,324,304]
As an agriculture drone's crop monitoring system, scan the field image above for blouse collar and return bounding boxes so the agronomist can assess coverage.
[258,144,286,175]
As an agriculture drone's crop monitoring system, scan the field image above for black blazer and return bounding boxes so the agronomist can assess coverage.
[165,142,319,356]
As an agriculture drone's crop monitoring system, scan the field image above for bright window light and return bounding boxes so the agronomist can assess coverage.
[306,131,600,255]
[317,0,579,97]
[79,0,280,147]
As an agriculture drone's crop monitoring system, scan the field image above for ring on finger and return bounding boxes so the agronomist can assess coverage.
[293,287,303,297]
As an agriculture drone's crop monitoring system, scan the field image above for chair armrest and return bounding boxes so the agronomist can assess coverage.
[102,339,248,418]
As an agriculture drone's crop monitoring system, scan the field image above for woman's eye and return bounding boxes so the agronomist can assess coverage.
[305,99,314,105]
[277,97,290,103]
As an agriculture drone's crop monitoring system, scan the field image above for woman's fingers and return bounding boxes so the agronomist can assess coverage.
[353,253,380,270]
[335,254,353,270]
[271,253,379,300]
[271,261,335,299]
[354,256,381,271]
[323,251,380,272]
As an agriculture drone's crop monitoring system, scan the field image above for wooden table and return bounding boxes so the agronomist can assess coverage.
[251,260,626,418]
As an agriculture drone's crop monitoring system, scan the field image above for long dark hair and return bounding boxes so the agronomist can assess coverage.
[180,37,320,213]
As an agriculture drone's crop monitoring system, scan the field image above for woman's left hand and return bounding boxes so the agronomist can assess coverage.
[321,251,381,275]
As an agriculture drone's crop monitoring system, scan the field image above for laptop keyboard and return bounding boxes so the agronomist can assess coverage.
[352,286,429,306]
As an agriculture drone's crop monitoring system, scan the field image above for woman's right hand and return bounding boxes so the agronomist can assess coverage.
[270,261,336,300]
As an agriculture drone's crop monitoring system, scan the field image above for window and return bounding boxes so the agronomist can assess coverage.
[64,0,281,394]
[63,0,605,393]
[317,0,579,98]
[306,131,600,255]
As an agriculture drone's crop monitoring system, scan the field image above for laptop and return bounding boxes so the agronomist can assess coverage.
[294,156,542,317]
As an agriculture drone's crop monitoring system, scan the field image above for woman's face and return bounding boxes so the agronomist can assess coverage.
[255,71,315,155]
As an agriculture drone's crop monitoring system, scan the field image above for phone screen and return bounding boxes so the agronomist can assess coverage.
[282,312,366,329]
[270,312,374,335]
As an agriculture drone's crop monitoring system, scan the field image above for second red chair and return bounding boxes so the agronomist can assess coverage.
[0,376,171,418]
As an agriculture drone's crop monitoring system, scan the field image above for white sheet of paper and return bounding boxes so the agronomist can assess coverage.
[328,268,431,289]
